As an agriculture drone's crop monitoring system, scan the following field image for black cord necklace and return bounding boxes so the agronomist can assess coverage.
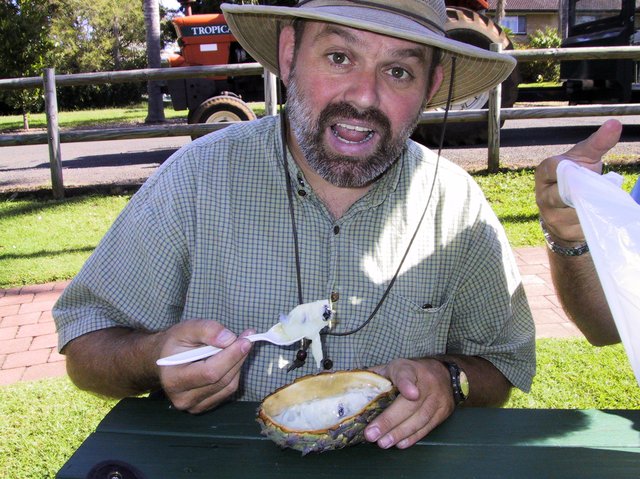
[281,57,458,371]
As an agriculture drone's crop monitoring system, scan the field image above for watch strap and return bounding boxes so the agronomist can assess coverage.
[540,218,589,257]
[439,360,467,407]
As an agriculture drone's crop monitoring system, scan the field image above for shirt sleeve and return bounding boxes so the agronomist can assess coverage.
[447,188,536,392]
[52,156,195,352]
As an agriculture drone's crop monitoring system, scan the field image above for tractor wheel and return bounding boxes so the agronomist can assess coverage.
[188,95,257,140]
[411,7,520,147]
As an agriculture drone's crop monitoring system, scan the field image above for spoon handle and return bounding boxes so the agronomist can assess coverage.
[156,336,265,366]
[156,334,302,366]
[156,345,222,366]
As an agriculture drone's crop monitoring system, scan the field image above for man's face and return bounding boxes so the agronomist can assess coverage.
[280,22,440,188]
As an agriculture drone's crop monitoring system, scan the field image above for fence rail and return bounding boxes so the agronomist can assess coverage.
[1,45,639,197]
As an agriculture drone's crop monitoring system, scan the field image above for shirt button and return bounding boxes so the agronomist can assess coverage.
[333,225,340,235]
[330,291,340,302]
[297,189,307,197]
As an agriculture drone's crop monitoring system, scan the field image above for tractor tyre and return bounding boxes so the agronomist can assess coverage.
[188,95,257,140]
[411,7,520,147]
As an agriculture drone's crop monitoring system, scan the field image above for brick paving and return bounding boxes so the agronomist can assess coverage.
[0,246,583,387]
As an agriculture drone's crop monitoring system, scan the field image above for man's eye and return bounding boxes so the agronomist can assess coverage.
[388,67,411,80]
[329,52,349,65]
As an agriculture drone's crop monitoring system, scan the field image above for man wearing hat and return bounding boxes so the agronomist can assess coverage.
[54,0,536,450]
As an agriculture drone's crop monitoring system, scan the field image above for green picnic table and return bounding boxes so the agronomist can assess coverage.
[57,395,640,478]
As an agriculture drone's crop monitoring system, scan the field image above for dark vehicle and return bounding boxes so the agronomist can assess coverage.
[562,0,639,104]
[518,0,639,104]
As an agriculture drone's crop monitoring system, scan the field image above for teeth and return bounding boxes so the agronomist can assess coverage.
[332,123,374,144]
[332,128,374,144]
[336,123,371,132]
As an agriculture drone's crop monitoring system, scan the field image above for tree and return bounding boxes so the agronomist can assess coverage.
[144,0,165,123]
[0,0,54,129]
[495,0,506,25]
[48,0,148,109]
[49,0,146,74]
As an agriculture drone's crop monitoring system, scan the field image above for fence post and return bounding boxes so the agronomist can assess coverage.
[44,68,64,199]
[487,43,502,173]
[264,69,278,116]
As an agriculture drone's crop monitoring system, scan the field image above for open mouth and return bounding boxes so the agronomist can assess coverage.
[331,123,375,144]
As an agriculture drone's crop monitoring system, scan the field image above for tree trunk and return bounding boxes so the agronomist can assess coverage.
[22,110,29,131]
[113,17,122,71]
[144,0,165,124]
[495,0,506,24]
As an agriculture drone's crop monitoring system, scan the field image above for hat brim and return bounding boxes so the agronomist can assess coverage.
[221,3,516,109]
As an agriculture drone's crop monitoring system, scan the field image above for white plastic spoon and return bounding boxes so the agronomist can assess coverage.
[156,324,305,366]
[156,299,333,367]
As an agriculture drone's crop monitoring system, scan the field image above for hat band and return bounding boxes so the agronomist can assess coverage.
[295,0,446,35]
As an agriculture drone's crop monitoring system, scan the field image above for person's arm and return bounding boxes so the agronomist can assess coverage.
[535,119,622,345]
[364,355,509,450]
[546,251,618,345]
[64,320,254,414]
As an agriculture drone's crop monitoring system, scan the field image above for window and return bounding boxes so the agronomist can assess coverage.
[501,16,527,35]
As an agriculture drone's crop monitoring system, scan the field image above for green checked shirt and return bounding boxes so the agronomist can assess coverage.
[53,115,535,400]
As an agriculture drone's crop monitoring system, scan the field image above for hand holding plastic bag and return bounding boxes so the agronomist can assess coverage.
[557,161,640,386]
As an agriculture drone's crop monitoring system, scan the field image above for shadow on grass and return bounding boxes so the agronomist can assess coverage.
[0,245,96,261]
[0,187,137,219]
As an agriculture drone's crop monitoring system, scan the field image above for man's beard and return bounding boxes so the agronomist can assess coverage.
[285,71,421,188]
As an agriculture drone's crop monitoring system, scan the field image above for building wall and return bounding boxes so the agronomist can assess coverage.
[488,11,559,44]
[526,13,559,35]
[488,6,639,45]
[517,12,557,43]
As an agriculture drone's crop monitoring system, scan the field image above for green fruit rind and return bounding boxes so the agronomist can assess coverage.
[256,370,398,455]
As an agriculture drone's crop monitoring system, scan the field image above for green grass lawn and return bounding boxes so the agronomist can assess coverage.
[0,102,267,132]
[2,166,639,289]
[0,104,186,132]
[1,338,636,478]
[0,195,131,288]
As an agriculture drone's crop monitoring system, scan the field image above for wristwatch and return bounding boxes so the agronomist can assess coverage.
[439,360,469,406]
[539,218,589,257]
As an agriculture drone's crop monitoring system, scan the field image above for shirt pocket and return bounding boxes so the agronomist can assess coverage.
[355,290,453,367]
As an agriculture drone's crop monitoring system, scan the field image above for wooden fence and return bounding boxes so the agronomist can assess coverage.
[1,45,639,198]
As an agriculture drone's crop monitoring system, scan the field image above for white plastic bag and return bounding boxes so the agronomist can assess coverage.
[557,160,640,386]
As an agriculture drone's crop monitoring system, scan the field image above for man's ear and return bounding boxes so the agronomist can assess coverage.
[278,25,296,87]
[426,64,444,103]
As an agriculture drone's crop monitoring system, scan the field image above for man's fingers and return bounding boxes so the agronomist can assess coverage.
[161,339,250,411]
[562,119,622,166]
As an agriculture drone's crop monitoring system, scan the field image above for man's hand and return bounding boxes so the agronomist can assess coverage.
[64,320,254,414]
[535,119,622,243]
[158,320,254,414]
[364,358,455,449]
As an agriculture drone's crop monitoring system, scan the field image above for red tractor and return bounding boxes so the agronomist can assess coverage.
[164,11,261,126]
[164,0,519,145]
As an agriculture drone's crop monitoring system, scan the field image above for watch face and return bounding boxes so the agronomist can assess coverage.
[460,370,469,398]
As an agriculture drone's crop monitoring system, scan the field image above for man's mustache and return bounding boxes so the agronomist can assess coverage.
[317,102,391,134]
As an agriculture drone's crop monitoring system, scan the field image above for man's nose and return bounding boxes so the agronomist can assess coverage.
[343,69,381,110]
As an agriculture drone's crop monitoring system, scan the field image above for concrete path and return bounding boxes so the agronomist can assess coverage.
[0,246,582,387]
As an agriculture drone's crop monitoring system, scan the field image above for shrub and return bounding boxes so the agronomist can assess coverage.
[517,27,562,83]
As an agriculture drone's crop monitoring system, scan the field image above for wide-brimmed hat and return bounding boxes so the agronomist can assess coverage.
[221,0,516,109]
